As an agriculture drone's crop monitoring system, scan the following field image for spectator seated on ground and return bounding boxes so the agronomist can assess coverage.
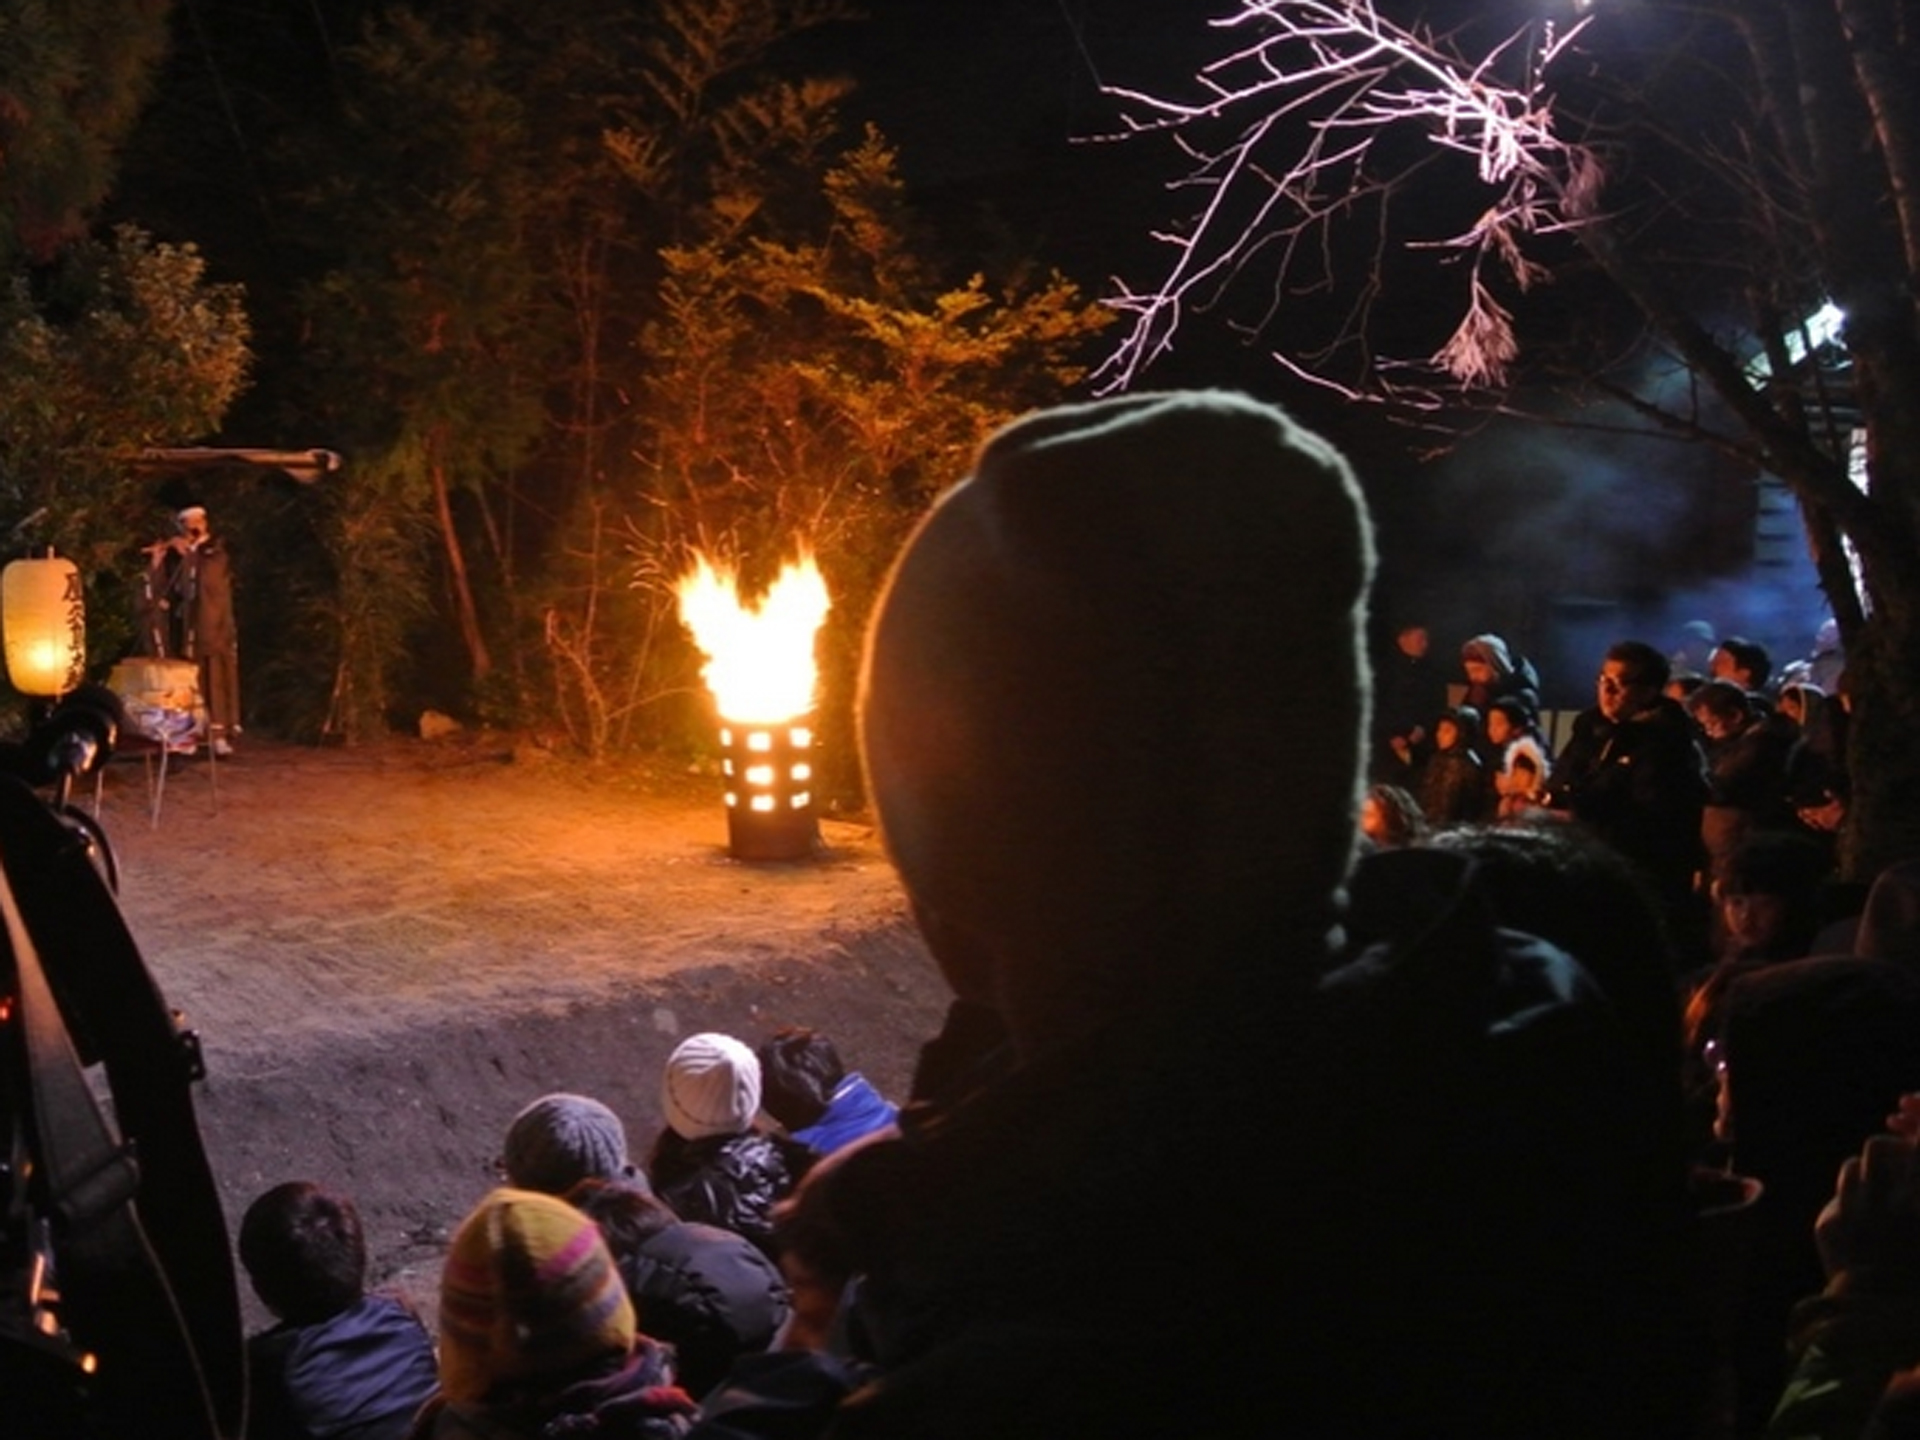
[498,1090,792,1398]
[756,1028,898,1159]
[648,1033,811,1257]
[570,1178,791,1401]
[238,1181,438,1440]
[501,1091,645,1195]
[410,1188,696,1440]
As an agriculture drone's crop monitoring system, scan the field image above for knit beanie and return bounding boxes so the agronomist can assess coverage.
[859,391,1375,1027]
[502,1094,639,1196]
[437,1188,635,1405]
[662,1033,762,1140]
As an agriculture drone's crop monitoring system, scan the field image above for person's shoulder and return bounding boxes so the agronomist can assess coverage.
[643,1217,779,1268]
[1630,695,1692,729]
[289,1294,433,1359]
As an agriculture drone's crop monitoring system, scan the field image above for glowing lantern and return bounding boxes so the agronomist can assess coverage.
[3,552,86,698]
[675,550,830,860]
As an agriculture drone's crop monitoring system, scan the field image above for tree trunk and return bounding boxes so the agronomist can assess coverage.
[429,431,493,683]
[1842,592,1920,880]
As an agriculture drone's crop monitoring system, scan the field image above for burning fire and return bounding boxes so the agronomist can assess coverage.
[674,550,831,723]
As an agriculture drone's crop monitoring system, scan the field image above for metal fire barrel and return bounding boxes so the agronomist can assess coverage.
[720,720,819,861]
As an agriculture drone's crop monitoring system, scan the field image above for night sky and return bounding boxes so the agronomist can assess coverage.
[111,0,1827,696]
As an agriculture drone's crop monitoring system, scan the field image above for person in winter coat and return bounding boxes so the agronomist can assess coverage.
[409,1188,697,1440]
[756,1028,899,1159]
[1687,678,1796,894]
[1373,619,1448,782]
[648,1033,812,1257]
[1484,695,1553,820]
[1547,640,1709,958]
[571,1179,791,1400]
[1460,633,1540,714]
[1414,705,1486,826]
[238,1182,438,1440]
[685,392,1689,1440]
[494,1091,792,1399]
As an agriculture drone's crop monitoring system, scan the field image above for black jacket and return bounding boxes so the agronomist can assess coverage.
[651,1131,811,1257]
[617,1219,791,1398]
[1549,698,1708,900]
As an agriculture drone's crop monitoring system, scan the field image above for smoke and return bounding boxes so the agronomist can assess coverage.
[1371,393,1829,708]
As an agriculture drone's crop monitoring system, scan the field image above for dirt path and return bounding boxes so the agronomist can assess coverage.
[90,733,945,1315]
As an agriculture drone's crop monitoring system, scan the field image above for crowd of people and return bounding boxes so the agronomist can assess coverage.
[221,392,1920,1440]
[239,1027,898,1440]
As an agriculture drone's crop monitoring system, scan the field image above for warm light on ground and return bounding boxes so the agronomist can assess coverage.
[675,551,830,722]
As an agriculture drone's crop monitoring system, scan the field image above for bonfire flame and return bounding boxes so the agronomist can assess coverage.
[675,550,831,724]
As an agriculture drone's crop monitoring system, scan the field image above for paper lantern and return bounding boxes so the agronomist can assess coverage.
[4,552,87,697]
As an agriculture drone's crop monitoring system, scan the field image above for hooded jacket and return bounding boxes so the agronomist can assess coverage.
[791,1074,898,1158]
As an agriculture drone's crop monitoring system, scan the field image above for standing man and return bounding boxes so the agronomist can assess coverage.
[148,505,239,756]
[1548,639,1709,957]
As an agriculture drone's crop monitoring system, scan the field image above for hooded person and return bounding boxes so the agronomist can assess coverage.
[1459,632,1539,715]
[692,392,1381,1440]
[858,392,1371,1046]
[410,1188,696,1440]
[682,390,1693,1440]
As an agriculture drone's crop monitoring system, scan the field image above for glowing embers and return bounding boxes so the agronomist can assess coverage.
[675,551,830,861]
[720,723,818,859]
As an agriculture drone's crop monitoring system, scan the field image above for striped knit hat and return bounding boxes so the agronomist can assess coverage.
[437,1188,635,1404]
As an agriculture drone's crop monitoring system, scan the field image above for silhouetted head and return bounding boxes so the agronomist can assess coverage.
[859,391,1376,1049]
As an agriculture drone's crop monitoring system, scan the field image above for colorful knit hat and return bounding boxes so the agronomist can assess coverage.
[437,1188,635,1404]
[662,1033,761,1140]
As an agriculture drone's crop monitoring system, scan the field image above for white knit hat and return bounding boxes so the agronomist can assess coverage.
[662,1033,762,1140]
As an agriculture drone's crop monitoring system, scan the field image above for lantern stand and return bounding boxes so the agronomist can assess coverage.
[720,717,820,861]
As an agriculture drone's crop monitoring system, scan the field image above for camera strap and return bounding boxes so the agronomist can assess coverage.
[0,775,243,1438]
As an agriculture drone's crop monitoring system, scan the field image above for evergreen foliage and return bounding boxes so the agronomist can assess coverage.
[0,225,249,666]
